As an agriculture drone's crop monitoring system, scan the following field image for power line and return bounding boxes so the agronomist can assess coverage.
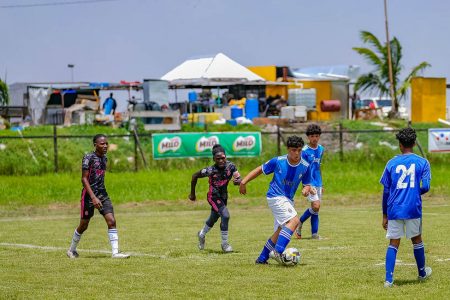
[0,0,118,9]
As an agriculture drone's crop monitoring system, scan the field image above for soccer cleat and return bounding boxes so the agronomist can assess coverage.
[311,234,321,240]
[418,266,432,281]
[112,252,130,259]
[384,281,393,288]
[198,231,205,250]
[269,250,283,265]
[255,258,268,265]
[221,243,233,253]
[294,223,302,239]
[66,249,79,259]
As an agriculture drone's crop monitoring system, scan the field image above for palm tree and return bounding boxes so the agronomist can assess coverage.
[353,31,430,117]
[0,78,9,106]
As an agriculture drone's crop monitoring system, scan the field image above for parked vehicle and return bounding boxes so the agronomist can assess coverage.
[356,97,408,119]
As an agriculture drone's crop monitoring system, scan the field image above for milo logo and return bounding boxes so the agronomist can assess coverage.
[233,136,256,151]
[158,137,181,153]
[196,136,219,152]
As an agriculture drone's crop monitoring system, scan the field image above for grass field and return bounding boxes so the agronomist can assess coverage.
[1,196,450,299]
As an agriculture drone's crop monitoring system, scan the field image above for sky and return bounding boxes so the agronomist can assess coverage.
[1,0,449,107]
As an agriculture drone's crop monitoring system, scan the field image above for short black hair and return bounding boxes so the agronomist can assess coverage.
[306,124,322,136]
[286,135,304,148]
[93,134,107,144]
[212,144,225,156]
[396,127,416,148]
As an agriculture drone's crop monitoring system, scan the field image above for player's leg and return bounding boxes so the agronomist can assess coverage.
[256,226,281,264]
[384,219,403,287]
[407,218,432,280]
[310,200,320,239]
[68,192,94,258]
[218,206,232,252]
[296,187,319,239]
[198,209,220,250]
[101,196,129,258]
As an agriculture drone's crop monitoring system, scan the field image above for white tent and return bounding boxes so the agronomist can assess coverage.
[161,53,265,87]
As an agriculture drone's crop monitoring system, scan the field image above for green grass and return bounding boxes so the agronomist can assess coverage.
[1,200,449,299]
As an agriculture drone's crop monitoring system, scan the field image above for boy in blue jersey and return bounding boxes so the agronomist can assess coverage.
[239,135,313,264]
[295,124,324,240]
[380,127,432,287]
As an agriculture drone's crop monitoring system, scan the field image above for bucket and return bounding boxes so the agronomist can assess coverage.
[231,105,244,119]
[245,98,259,120]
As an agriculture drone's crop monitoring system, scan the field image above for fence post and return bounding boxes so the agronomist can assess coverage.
[339,122,344,161]
[53,125,58,173]
[133,130,138,172]
[277,125,281,156]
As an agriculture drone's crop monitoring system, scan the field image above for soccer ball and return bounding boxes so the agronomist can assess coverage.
[282,247,301,266]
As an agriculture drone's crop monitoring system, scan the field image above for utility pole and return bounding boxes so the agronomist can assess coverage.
[67,64,75,82]
[384,0,398,116]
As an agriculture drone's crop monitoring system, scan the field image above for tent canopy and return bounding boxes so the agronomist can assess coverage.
[161,53,265,87]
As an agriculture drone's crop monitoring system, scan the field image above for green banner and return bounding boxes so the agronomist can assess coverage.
[152,132,261,159]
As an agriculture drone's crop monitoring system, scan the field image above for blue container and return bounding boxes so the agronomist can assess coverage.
[226,119,237,126]
[245,98,259,120]
[188,91,198,103]
[231,105,243,119]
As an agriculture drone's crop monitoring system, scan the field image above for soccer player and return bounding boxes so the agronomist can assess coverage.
[380,127,432,287]
[189,144,241,253]
[67,134,129,259]
[239,135,313,264]
[295,124,324,240]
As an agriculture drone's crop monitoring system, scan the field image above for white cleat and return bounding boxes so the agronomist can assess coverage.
[384,281,393,288]
[311,234,322,240]
[198,231,205,250]
[112,252,130,259]
[418,266,432,281]
[269,250,283,265]
[66,249,79,259]
[221,243,233,253]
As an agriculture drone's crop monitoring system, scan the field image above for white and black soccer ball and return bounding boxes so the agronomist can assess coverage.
[282,247,301,266]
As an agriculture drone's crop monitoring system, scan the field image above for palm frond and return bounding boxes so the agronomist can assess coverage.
[396,61,431,99]
[359,31,384,54]
[352,47,383,69]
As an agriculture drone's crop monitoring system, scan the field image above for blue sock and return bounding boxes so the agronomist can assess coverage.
[413,242,426,277]
[257,239,275,262]
[300,208,314,223]
[275,226,293,254]
[385,245,398,283]
[311,211,319,235]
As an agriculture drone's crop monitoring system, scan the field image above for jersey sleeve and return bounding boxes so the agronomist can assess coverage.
[262,157,277,175]
[199,166,213,178]
[302,162,313,185]
[379,165,391,188]
[421,160,431,181]
[82,154,91,170]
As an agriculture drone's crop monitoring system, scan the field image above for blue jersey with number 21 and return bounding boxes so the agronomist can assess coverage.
[380,153,431,220]
[262,155,312,201]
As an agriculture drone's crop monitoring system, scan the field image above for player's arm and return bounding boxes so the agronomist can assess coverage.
[81,169,102,209]
[231,165,242,186]
[420,161,431,195]
[382,186,389,230]
[239,166,263,195]
[189,169,208,201]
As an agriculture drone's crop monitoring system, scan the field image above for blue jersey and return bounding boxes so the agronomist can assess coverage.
[380,153,431,220]
[262,155,312,201]
[302,144,324,187]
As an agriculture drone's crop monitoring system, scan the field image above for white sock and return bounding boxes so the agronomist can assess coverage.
[69,230,81,252]
[200,224,211,237]
[108,228,119,255]
[221,231,229,244]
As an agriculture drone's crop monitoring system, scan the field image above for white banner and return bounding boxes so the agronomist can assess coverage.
[428,128,450,153]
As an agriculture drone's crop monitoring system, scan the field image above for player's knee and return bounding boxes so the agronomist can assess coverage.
[411,235,422,244]
[311,202,320,212]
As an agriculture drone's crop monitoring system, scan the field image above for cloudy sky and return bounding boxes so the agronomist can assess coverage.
[1,0,448,90]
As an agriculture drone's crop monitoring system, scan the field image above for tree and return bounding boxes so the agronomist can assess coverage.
[353,31,430,117]
[0,78,9,106]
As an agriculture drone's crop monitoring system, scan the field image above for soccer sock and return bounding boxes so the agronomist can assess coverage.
[385,245,398,283]
[311,211,319,235]
[300,208,314,223]
[413,242,426,277]
[221,231,229,245]
[275,226,293,254]
[108,228,119,255]
[258,239,275,262]
[69,230,81,252]
[199,224,211,237]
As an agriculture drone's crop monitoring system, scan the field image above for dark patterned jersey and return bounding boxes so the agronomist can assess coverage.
[82,152,107,192]
[199,161,240,201]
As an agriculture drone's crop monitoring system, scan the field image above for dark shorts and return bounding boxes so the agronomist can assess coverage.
[207,197,228,212]
[80,189,114,219]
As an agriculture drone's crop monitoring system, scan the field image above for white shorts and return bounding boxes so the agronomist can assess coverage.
[386,218,422,239]
[307,187,322,203]
[267,196,297,229]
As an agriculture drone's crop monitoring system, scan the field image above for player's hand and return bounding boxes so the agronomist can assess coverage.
[188,194,196,201]
[239,182,247,195]
[382,215,388,230]
[92,197,103,210]
[301,185,311,197]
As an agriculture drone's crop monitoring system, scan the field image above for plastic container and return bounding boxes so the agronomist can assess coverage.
[320,100,341,112]
[231,105,244,119]
[188,91,198,103]
[245,98,259,120]
[226,119,237,126]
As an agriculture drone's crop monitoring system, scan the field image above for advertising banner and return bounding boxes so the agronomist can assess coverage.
[428,128,450,153]
[152,132,262,159]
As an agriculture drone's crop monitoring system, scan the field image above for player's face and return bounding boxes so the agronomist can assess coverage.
[213,152,226,168]
[307,134,320,147]
[94,137,109,156]
[287,147,302,163]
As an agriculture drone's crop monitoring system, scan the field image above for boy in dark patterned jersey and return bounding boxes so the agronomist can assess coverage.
[67,134,129,259]
[189,144,241,252]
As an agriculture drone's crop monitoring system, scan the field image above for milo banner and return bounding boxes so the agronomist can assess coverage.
[428,128,450,153]
[152,132,261,159]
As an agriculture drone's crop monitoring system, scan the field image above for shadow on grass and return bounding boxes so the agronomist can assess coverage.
[393,279,421,286]
[202,249,241,255]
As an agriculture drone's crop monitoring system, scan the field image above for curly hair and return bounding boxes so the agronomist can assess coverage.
[286,135,304,148]
[306,124,322,136]
[93,134,107,144]
[396,127,416,148]
[212,144,225,156]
